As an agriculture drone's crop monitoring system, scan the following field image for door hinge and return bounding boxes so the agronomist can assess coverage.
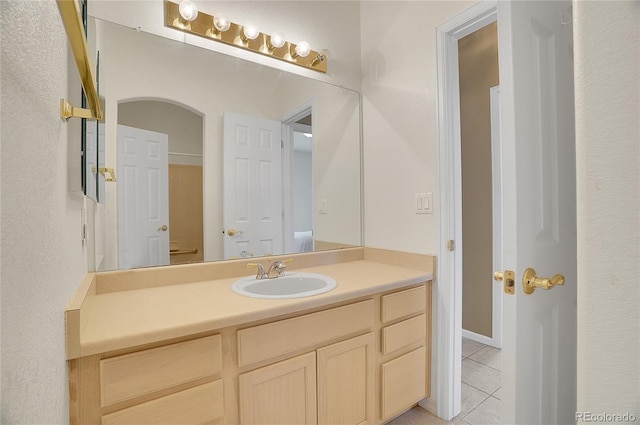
[281,140,284,149]
[447,240,455,251]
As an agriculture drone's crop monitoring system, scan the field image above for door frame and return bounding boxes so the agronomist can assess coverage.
[279,100,315,254]
[435,0,497,420]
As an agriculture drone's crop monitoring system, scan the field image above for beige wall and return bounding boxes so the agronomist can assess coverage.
[360,0,475,256]
[168,165,204,264]
[459,22,499,338]
[574,0,640,418]
[118,100,204,165]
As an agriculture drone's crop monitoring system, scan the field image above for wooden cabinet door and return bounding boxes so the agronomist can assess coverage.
[239,352,317,425]
[317,333,375,425]
[381,346,426,421]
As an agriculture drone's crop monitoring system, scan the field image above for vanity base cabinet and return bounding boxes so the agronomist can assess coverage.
[317,333,376,425]
[67,335,224,425]
[378,285,431,423]
[380,346,427,421]
[68,282,432,425]
[238,352,318,425]
[102,379,223,425]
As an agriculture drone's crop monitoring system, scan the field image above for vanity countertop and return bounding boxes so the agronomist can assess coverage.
[68,250,434,358]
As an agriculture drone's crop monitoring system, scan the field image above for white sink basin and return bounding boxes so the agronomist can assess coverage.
[232,272,337,299]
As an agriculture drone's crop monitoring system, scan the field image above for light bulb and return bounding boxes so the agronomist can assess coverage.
[213,14,231,32]
[269,32,286,49]
[243,23,259,40]
[294,41,311,59]
[178,0,198,22]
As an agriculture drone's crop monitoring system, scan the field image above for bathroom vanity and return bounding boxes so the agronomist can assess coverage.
[66,248,434,425]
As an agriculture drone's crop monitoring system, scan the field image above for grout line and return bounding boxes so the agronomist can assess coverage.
[455,391,492,424]
[464,357,502,373]
[460,380,493,397]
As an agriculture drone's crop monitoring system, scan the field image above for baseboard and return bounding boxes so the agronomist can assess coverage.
[462,328,494,346]
[418,397,437,416]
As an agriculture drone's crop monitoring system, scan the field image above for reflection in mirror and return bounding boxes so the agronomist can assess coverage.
[89,17,362,271]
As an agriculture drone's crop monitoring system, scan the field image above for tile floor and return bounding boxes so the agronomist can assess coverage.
[387,338,501,425]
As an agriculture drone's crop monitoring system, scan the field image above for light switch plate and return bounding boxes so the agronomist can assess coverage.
[318,199,328,214]
[415,192,433,214]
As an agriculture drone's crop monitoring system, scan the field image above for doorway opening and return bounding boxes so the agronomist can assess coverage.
[280,101,315,255]
[116,99,204,269]
[435,1,498,419]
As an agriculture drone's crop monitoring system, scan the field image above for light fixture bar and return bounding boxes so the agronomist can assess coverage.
[165,1,327,73]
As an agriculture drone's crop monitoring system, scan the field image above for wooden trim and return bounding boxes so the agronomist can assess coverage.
[68,355,101,425]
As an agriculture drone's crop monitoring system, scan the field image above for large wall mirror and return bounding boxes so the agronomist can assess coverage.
[87,16,362,271]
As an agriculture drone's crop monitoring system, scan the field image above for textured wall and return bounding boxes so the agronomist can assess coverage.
[574,0,640,419]
[1,1,88,423]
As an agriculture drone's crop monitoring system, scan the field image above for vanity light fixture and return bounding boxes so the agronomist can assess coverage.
[166,0,327,73]
[292,41,311,59]
[213,14,231,33]
[178,0,198,22]
[267,32,286,51]
[311,49,330,67]
[241,22,260,43]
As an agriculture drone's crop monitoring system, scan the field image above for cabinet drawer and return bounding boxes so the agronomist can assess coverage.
[381,346,426,420]
[100,335,222,407]
[238,300,374,367]
[381,314,426,355]
[381,285,426,323]
[102,379,223,425]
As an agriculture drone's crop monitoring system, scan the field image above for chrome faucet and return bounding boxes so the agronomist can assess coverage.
[247,259,292,279]
[267,259,289,278]
[247,263,268,280]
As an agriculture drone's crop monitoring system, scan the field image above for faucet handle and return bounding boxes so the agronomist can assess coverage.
[247,263,267,279]
[270,259,293,277]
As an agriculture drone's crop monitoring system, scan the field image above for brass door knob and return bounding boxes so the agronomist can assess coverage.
[522,268,565,294]
[158,225,168,231]
[226,228,243,237]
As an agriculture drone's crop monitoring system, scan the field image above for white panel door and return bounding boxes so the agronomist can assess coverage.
[498,1,576,423]
[223,112,283,259]
[117,124,170,269]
